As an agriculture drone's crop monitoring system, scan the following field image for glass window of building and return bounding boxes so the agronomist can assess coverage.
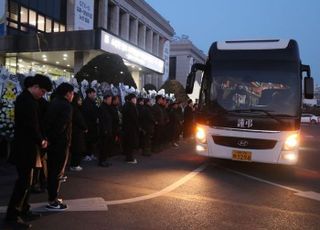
[29,9,36,27]
[9,22,18,29]
[20,7,28,24]
[60,24,65,32]
[46,18,52,33]
[37,14,45,31]
[53,22,59,32]
[9,1,19,21]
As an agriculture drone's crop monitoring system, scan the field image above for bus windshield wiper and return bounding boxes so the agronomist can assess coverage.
[228,109,284,123]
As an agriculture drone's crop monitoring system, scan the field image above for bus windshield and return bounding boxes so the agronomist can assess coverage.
[202,61,301,117]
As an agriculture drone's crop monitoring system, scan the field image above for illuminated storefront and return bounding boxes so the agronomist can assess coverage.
[0,0,174,88]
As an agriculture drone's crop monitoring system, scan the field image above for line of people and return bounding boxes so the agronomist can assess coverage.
[4,74,196,229]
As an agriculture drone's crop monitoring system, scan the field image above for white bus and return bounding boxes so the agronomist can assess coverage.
[186,39,314,165]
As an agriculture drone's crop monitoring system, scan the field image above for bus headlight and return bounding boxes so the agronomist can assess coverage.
[196,127,206,143]
[283,134,299,150]
[283,152,298,162]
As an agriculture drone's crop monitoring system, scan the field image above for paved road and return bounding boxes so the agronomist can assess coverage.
[0,125,319,229]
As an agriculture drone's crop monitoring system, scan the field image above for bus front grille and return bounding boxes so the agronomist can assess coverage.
[212,136,277,150]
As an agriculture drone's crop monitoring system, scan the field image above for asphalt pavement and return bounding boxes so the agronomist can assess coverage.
[0,124,319,230]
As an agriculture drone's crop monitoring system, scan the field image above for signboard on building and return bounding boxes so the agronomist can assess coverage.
[100,31,164,74]
[74,0,94,30]
[162,40,170,82]
[0,0,6,36]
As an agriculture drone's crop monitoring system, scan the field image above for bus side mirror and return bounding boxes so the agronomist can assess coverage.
[186,71,196,94]
[185,63,206,94]
[304,76,314,99]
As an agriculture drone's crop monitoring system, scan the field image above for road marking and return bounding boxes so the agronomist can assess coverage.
[106,163,208,205]
[0,197,108,213]
[0,164,208,211]
[223,167,320,202]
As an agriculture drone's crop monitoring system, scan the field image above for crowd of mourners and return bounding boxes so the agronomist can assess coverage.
[4,74,197,229]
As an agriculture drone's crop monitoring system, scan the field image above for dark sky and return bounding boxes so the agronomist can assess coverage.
[147,0,320,84]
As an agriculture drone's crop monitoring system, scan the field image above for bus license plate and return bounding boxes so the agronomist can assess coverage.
[232,150,252,161]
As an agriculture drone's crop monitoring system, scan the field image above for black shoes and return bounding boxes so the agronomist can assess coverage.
[46,199,68,211]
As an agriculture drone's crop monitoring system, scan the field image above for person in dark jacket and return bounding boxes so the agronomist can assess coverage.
[98,94,113,167]
[183,99,194,139]
[169,102,181,147]
[45,83,74,211]
[82,88,99,161]
[140,98,156,156]
[6,74,52,228]
[110,96,121,154]
[152,95,165,152]
[30,96,49,194]
[22,77,48,194]
[70,93,88,171]
[122,93,139,163]
[136,97,145,150]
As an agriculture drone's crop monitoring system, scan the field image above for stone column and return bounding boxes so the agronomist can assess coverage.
[130,18,138,45]
[97,0,108,29]
[74,51,90,74]
[146,29,153,53]
[110,5,119,35]
[120,12,129,40]
[138,23,146,49]
[0,54,5,66]
[66,0,75,31]
[131,70,141,89]
[159,37,165,58]
[152,33,159,56]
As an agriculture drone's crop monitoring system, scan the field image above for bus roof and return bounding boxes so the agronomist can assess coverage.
[209,39,300,62]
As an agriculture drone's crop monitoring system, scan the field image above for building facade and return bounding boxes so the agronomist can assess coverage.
[169,36,207,86]
[169,36,207,100]
[0,0,174,89]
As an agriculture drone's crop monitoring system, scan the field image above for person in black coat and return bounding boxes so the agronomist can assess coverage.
[140,98,156,156]
[183,99,194,139]
[98,94,113,167]
[70,93,88,171]
[152,95,165,152]
[110,96,121,154]
[169,102,181,147]
[6,74,52,228]
[45,83,74,211]
[122,93,139,163]
[136,97,145,150]
[82,88,99,161]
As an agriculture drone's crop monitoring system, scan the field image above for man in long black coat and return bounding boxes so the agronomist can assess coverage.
[98,94,113,167]
[6,75,52,228]
[140,98,156,156]
[45,83,74,211]
[110,96,121,154]
[122,93,139,163]
[70,93,88,171]
[152,95,165,152]
[82,88,99,161]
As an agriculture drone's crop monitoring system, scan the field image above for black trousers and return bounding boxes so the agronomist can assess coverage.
[70,151,82,167]
[47,147,68,202]
[98,134,112,163]
[142,130,153,154]
[6,166,33,219]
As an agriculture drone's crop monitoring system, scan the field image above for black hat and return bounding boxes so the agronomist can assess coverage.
[126,93,136,101]
[103,94,112,99]
[155,95,164,101]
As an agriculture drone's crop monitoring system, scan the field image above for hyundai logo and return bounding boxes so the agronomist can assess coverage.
[237,140,249,147]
